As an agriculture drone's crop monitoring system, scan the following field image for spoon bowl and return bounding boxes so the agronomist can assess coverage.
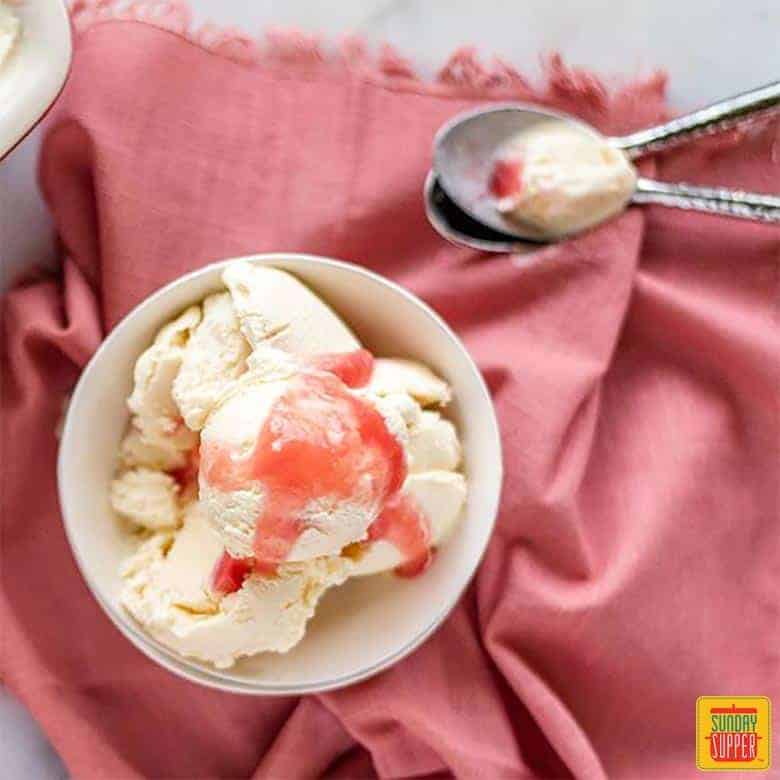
[433,104,605,241]
[423,171,535,254]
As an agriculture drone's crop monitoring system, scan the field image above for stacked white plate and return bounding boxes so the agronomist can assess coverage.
[0,0,71,159]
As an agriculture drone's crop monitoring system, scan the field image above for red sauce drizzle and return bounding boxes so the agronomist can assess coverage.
[368,493,432,577]
[211,551,253,594]
[307,349,374,388]
[489,159,524,199]
[169,448,200,492]
[204,349,434,595]
[203,370,405,589]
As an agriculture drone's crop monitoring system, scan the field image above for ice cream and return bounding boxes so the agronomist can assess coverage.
[172,292,250,431]
[110,260,467,667]
[489,122,637,238]
[198,356,405,565]
[223,262,360,354]
[126,305,201,455]
[121,503,352,667]
[366,358,451,406]
[349,471,467,576]
[0,2,20,68]
[110,468,180,530]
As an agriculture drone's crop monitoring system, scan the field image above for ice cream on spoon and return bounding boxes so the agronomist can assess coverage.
[487,122,637,238]
[433,107,638,242]
[430,84,780,249]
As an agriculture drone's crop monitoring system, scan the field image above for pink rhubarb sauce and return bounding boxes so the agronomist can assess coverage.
[204,350,432,594]
[368,493,432,577]
[169,448,200,492]
[308,348,374,388]
[211,553,254,594]
[488,159,523,199]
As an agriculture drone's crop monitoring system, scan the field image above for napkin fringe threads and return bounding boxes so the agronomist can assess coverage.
[68,0,671,122]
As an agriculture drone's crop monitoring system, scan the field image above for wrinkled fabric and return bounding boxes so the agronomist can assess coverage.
[2,20,779,780]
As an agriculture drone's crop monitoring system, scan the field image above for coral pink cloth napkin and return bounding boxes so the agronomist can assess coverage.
[3,14,779,779]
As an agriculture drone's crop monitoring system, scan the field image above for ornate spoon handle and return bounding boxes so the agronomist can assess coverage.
[632,177,780,223]
[614,81,780,159]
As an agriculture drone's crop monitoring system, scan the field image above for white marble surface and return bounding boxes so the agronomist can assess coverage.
[2,0,778,775]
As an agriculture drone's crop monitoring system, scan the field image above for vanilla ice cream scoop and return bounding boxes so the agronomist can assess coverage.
[223,262,360,354]
[366,358,451,407]
[173,292,250,431]
[127,305,201,453]
[489,124,636,237]
[199,354,465,578]
[369,391,461,473]
[119,428,190,472]
[110,468,181,530]
[120,503,352,667]
[199,364,405,564]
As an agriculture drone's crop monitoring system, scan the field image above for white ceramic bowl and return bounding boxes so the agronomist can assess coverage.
[0,0,72,159]
[58,254,503,694]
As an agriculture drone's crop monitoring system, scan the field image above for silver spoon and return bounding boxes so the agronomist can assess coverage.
[430,81,780,248]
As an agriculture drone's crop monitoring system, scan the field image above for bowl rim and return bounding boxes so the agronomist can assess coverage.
[0,0,73,161]
[57,252,503,695]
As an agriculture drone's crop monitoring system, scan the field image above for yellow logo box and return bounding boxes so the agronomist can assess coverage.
[696,697,771,771]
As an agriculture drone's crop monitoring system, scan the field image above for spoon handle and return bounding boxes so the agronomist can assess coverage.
[614,81,780,159]
[633,178,780,223]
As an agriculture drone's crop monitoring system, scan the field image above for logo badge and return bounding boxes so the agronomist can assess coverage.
[696,697,771,771]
